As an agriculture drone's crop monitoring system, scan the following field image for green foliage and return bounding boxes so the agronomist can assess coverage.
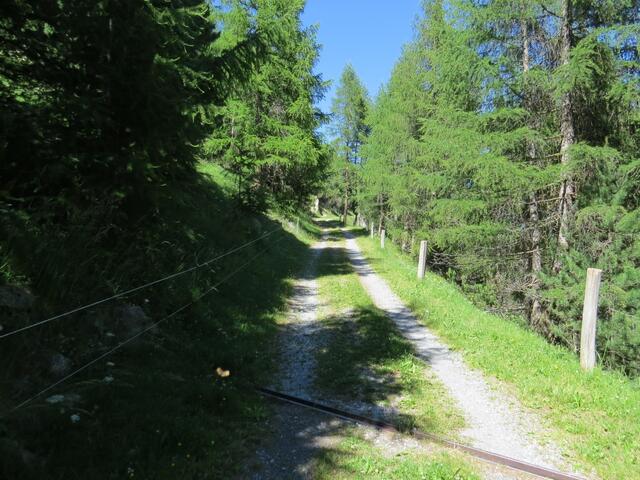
[206,0,328,211]
[323,65,370,221]
[355,0,640,375]
[0,0,329,477]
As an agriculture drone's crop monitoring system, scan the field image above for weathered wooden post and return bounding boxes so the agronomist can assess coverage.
[417,240,428,279]
[381,229,386,249]
[370,223,375,238]
[580,268,602,371]
[314,197,320,214]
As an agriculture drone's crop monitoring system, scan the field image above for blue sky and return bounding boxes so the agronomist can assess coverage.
[302,1,423,115]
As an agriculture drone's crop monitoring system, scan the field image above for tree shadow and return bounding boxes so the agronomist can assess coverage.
[0,172,318,479]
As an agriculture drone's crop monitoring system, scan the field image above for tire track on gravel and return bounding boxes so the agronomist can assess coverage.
[342,230,583,478]
[248,232,342,479]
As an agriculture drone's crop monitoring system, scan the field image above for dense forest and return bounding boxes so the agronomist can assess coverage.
[1,1,325,477]
[325,0,640,376]
[1,0,639,477]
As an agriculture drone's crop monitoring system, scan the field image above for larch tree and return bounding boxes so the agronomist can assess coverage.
[329,64,370,224]
[356,0,640,375]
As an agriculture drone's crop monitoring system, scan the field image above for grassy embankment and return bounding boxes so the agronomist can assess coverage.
[356,229,640,479]
[1,162,320,480]
[309,220,478,479]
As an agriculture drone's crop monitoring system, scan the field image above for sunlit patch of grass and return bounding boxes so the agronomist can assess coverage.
[314,223,465,437]
[313,427,480,480]
[356,231,640,479]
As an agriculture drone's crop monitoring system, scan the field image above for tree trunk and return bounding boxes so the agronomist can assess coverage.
[521,8,544,329]
[376,193,383,234]
[342,168,350,225]
[555,0,575,271]
[342,191,348,225]
[529,194,544,327]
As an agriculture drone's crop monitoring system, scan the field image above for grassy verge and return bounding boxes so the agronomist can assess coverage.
[314,222,464,435]
[2,163,321,479]
[356,230,640,479]
[308,220,476,478]
[313,427,480,480]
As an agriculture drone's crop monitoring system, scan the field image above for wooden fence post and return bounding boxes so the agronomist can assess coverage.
[381,229,386,249]
[417,240,428,279]
[580,268,602,371]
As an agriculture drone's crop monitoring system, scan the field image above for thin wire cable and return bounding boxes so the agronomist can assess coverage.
[4,233,286,416]
[0,225,283,340]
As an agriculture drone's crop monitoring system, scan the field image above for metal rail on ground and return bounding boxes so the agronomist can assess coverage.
[256,386,586,480]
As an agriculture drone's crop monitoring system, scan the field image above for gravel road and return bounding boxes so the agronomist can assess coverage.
[246,227,584,480]
[343,231,581,477]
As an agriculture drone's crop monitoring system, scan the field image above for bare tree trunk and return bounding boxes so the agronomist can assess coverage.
[342,192,348,224]
[555,0,575,271]
[529,195,544,325]
[521,9,544,329]
[342,168,350,225]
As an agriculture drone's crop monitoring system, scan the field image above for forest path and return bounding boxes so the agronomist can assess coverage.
[342,230,580,476]
[247,231,340,479]
[248,227,427,478]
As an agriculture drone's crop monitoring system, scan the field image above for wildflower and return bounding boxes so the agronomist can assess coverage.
[103,376,114,383]
[106,361,115,367]
[70,414,80,423]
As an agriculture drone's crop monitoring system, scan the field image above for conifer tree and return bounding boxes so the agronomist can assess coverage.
[206,0,328,211]
[328,64,370,224]
[357,0,640,374]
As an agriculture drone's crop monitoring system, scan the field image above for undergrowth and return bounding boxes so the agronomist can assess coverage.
[1,162,320,479]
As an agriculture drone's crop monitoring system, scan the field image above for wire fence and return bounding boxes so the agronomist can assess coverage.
[0,226,284,339]
[3,230,289,416]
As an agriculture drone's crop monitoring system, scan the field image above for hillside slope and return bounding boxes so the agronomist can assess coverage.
[1,163,319,479]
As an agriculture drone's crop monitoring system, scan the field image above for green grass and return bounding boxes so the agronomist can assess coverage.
[2,162,321,479]
[306,219,478,478]
[313,427,480,480]
[356,230,640,479]
[314,221,465,436]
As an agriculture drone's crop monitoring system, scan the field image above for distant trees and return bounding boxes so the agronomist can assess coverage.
[355,0,640,376]
[326,64,370,223]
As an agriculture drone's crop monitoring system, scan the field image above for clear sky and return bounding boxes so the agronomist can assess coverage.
[301,0,423,115]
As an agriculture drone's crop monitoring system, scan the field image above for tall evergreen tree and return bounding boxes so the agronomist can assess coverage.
[328,64,369,223]
[358,0,640,375]
[206,0,328,211]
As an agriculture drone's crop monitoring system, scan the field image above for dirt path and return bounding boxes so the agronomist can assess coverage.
[343,231,578,476]
[247,226,581,479]
[248,231,423,478]
[248,233,343,479]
